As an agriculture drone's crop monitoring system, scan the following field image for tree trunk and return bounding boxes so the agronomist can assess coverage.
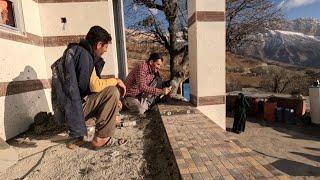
[169,53,175,80]
[170,51,189,95]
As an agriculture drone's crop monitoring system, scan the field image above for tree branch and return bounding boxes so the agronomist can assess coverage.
[133,0,164,11]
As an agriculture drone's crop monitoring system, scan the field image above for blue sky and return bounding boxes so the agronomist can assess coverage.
[123,0,320,29]
[273,0,320,19]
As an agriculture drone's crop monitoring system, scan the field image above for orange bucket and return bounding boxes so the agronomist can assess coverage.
[264,102,277,121]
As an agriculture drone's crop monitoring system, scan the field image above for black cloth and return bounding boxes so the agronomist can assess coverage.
[232,93,250,133]
[51,39,105,138]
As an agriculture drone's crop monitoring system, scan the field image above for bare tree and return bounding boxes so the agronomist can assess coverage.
[226,0,283,52]
[261,66,316,95]
[226,75,242,92]
[124,0,188,94]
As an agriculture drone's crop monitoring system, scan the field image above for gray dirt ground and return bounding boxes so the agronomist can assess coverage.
[2,109,320,179]
[0,111,180,180]
[226,115,320,178]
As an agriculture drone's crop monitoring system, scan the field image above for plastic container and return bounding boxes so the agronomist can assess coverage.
[276,107,284,122]
[250,99,259,115]
[83,125,95,142]
[183,83,190,101]
[264,102,277,121]
[254,100,265,119]
[84,117,96,142]
[284,108,295,124]
[258,100,265,114]
[121,121,137,127]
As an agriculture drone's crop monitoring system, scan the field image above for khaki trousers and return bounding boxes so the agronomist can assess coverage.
[82,86,120,138]
[123,96,151,115]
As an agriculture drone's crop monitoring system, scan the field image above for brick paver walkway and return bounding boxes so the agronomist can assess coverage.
[158,103,289,180]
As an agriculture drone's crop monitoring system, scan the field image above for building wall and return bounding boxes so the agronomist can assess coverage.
[188,0,226,130]
[196,22,225,97]
[0,0,119,140]
[188,24,198,98]
[0,0,49,140]
[38,0,118,78]
[0,90,52,140]
[22,0,43,36]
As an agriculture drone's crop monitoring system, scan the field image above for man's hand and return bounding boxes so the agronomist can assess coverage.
[117,79,126,97]
[118,100,123,110]
[162,86,171,95]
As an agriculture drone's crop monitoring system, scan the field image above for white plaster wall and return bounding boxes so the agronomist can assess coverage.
[21,0,43,36]
[44,46,117,78]
[188,0,226,130]
[43,46,65,78]
[195,0,225,12]
[0,89,51,140]
[197,105,226,130]
[0,0,121,141]
[309,87,320,124]
[102,49,118,77]
[0,39,47,82]
[196,22,225,97]
[106,0,119,78]
[38,2,110,36]
[39,1,118,78]
[44,89,53,112]
[0,1,50,140]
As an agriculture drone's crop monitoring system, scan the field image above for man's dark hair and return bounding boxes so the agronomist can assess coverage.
[148,53,164,62]
[86,26,112,46]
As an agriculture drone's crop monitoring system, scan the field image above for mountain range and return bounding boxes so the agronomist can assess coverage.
[281,18,320,36]
[240,18,320,67]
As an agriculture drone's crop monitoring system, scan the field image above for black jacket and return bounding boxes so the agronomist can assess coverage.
[51,39,105,137]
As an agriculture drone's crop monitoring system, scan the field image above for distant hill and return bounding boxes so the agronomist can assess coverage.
[240,30,320,67]
[226,52,319,95]
[125,30,170,80]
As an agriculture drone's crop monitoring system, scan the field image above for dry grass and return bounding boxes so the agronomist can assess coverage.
[126,39,170,81]
[226,52,266,68]
[227,73,261,88]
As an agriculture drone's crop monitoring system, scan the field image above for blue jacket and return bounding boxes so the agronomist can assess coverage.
[51,39,104,137]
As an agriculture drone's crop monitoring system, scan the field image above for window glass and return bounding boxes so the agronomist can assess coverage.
[0,0,16,28]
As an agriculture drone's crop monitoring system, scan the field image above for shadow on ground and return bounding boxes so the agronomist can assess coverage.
[227,111,320,142]
[227,111,320,177]
[271,159,320,176]
[4,113,69,179]
[290,152,320,163]
[305,147,320,152]
[140,108,181,179]
[254,150,320,176]
[8,112,68,149]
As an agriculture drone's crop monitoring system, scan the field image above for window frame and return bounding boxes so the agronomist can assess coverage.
[0,0,25,34]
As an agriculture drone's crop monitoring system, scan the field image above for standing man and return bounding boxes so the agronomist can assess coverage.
[51,26,126,149]
[123,53,171,115]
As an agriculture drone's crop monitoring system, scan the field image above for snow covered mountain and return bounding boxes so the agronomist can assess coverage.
[240,30,320,67]
[281,18,320,36]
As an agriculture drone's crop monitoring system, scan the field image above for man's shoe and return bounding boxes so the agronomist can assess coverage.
[66,137,85,149]
[138,114,146,119]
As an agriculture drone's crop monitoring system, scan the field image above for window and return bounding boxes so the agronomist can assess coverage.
[0,0,15,27]
[0,0,24,33]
